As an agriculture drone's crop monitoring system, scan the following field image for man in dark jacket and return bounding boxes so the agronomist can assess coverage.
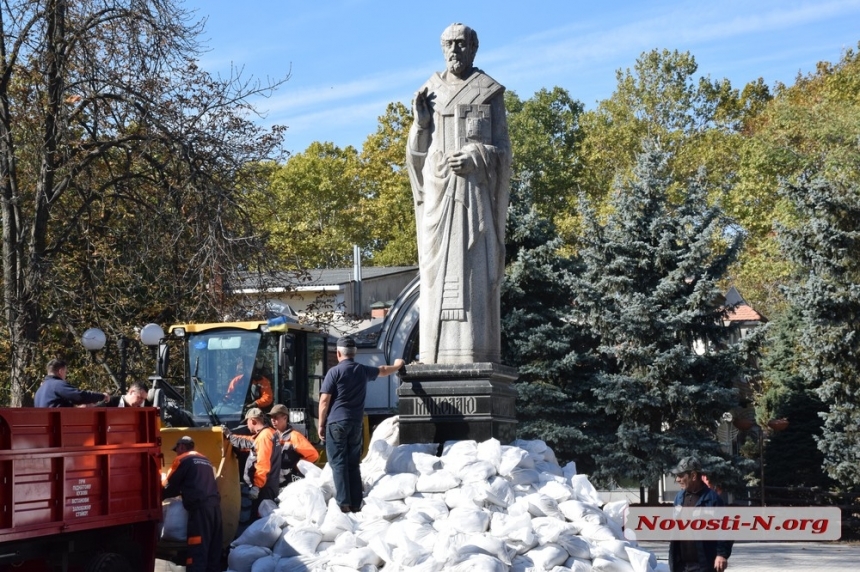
[102,381,149,407]
[163,436,222,572]
[668,457,733,572]
[34,359,110,407]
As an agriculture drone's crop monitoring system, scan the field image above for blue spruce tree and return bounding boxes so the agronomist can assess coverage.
[502,177,610,477]
[572,144,749,500]
[779,175,860,486]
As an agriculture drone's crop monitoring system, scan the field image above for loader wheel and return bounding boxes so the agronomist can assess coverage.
[85,552,131,572]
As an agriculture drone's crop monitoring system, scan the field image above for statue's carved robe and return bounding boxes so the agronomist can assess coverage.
[407,68,511,364]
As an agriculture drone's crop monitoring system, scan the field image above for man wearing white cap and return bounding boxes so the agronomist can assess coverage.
[318,335,404,512]
[223,407,281,521]
[163,436,222,572]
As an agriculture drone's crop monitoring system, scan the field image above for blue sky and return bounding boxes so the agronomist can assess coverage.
[182,0,860,155]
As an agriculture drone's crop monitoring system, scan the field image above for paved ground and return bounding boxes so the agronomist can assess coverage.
[156,542,860,571]
[640,541,860,571]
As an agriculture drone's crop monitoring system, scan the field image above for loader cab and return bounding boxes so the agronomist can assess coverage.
[154,319,328,435]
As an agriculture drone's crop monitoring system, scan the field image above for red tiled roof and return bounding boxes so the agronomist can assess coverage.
[727,304,764,322]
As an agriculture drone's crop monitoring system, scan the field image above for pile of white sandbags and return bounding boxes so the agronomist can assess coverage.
[225,417,667,572]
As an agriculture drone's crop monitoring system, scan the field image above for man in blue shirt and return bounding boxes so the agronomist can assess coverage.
[318,336,404,513]
[34,359,110,407]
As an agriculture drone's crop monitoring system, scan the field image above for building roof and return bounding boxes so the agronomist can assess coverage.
[727,304,766,323]
[230,266,418,293]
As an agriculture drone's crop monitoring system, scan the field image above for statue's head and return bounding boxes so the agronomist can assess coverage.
[440,23,478,78]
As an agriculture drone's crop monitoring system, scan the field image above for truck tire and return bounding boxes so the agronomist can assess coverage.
[85,552,131,572]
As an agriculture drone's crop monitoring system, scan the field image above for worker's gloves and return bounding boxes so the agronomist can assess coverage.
[248,486,260,500]
[220,424,232,438]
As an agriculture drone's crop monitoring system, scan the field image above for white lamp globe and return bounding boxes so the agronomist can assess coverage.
[139,323,164,347]
[81,328,106,352]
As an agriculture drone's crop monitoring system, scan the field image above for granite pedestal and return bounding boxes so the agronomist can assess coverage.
[397,362,518,446]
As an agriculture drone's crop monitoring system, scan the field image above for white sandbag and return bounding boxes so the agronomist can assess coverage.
[580,522,623,542]
[536,460,564,476]
[386,518,437,547]
[570,474,603,505]
[524,493,564,519]
[564,555,594,572]
[296,459,321,479]
[489,511,537,554]
[598,539,633,561]
[539,479,574,502]
[416,469,461,493]
[361,497,409,521]
[558,500,607,526]
[510,554,536,572]
[385,443,438,474]
[557,531,591,560]
[274,526,322,557]
[508,467,541,486]
[258,499,280,520]
[274,554,328,572]
[361,438,394,479]
[228,545,272,572]
[444,484,486,509]
[510,439,548,462]
[328,546,384,568]
[321,530,357,555]
[368,472,418,500]
[449,553,508,572]
[442,506,491,534]
[404,497,450,521]
[498,446,531,476]
[250,555,280,572]
[476,438,502,471]
[319,499,356,542]
[456,460,498,483]
[231,513,285,548]
[562,461,577,479]
[532,516,576,544]
[441,440,478,458]
[316,541,335,553]
[355,516,392,547]
[602,500,628,529]
[624,546,657,572]
[414,452,442,475]
[482,476,516,508]
[160,497,187,541]
[369,415,399,447]
[456,532,514,565]
[591,555,635,572]
[276,480,327,525]
[526,542,569,570]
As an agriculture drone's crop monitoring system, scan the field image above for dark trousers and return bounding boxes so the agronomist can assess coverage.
[326,419,364,510]
[186,501,223,572]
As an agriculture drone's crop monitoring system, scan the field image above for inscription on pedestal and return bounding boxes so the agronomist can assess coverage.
[404,395,478,416]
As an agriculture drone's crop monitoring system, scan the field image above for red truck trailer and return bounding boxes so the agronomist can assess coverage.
[0,407,162,572]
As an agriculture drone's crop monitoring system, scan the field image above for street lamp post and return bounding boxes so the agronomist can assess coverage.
[81,324,164,394]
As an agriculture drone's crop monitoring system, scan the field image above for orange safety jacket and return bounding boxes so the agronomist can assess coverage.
[225,374,273,409]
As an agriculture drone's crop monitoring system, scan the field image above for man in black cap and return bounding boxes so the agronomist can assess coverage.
[318,336,404,512]
[163,436,223,572]
[668,456,732,572]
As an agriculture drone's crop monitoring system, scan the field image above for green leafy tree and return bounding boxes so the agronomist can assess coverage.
[358,102,417,266]
[505,88,583,238]
[571,143,749,500]
[734,46,860,317]
[264,142,366,269]
[501,176,607,475]
[779,174,860,485]
[0,0,285,405]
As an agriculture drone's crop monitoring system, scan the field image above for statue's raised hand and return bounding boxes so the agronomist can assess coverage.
[413,87,434,129]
